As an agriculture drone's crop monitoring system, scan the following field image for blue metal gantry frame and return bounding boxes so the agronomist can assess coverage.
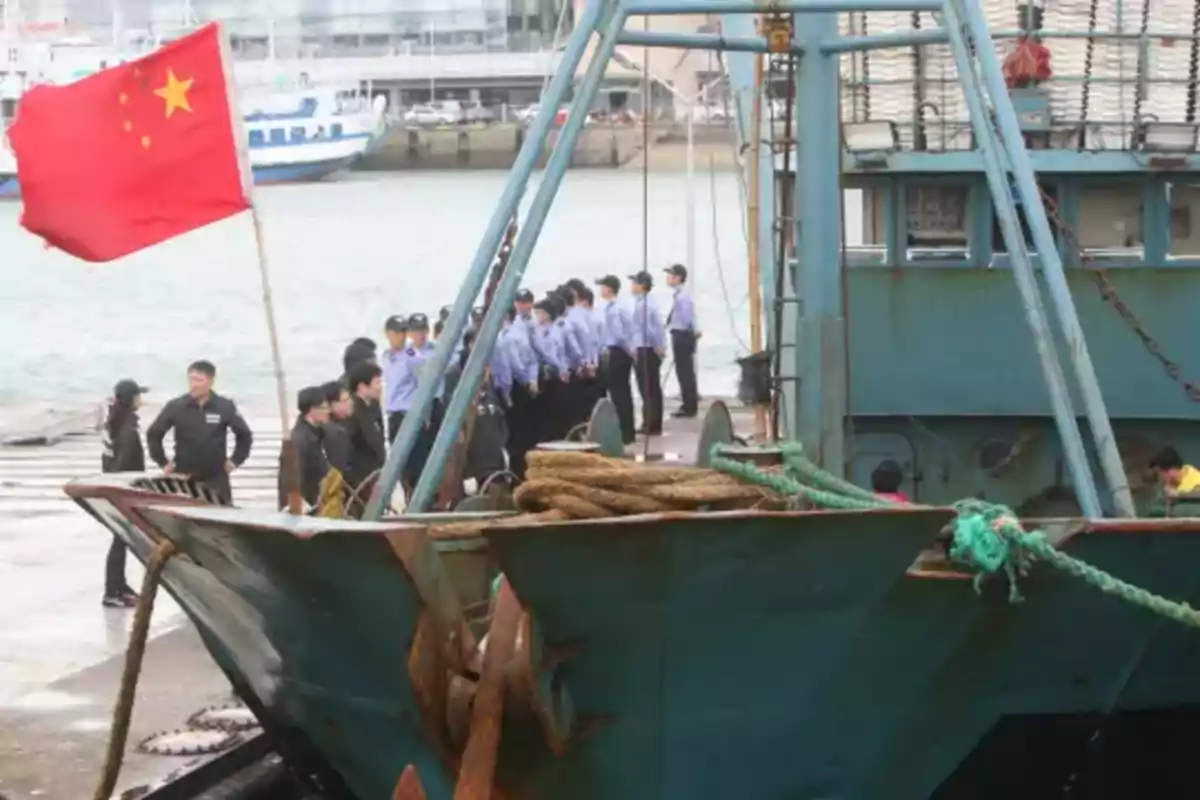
[365,0,1135,520]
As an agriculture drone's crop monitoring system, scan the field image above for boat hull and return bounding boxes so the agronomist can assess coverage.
[66,474,1200,799]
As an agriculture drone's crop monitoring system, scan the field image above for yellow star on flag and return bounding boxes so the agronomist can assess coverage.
[153,69,194,119]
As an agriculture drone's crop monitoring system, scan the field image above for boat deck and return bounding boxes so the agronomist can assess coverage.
[0,394,751,797]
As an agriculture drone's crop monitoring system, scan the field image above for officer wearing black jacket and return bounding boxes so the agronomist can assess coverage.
[344,361,386,513]
[146,360,252,505]
[278,386,331,511]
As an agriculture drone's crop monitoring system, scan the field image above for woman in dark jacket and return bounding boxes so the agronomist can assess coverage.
[100,379,147,607]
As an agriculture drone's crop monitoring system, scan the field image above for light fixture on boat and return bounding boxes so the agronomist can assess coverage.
[843,120,899,153]
[1137,121,1198,153]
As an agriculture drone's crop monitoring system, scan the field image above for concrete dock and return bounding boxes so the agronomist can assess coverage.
[0,396,754,798]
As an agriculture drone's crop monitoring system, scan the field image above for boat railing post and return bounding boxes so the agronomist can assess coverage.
[405,0,630,514]
[363,0,610,520]
[951,0,1134,517]
[940,0,1103,518]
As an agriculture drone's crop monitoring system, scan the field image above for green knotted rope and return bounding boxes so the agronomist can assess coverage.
[711,443,1200,628]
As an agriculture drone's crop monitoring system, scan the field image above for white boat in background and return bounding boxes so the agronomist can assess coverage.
[1,42,389,198]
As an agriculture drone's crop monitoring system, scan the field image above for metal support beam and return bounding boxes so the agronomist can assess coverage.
[406,1,629,513]
[953,0,1135,517]
[616,30,803,53]
[626,0,942,14]
[363,0,607,519]
[792,12,847,471]
[722,13,778,337]
[941,0,1102,518]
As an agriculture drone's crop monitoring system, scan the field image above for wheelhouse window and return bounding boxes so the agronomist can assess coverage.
[269,128,286,144]
[906,183,969,261]
[991,182,1056,253]
[248,129,265,146]
[1078,183,1143,259]
[1168,183,1200,259]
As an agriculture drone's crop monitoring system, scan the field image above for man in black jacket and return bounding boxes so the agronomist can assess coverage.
[344,361,386,515]
[279,386,331,511]
[321,380,352,477]
[146,360,253,505]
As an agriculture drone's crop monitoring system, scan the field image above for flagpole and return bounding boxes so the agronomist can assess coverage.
[250,205,301,512]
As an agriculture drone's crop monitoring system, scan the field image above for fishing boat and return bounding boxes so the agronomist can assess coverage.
[0,46,388,197]
[62,0,1200,797]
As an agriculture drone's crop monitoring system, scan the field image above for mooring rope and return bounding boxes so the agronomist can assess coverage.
[715,444,1200,626]
[93,538,177,800]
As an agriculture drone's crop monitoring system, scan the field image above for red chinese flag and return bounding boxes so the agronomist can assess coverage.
[9,23,251,262]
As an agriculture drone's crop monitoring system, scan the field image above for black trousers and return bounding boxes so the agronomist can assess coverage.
[505,383,537,479]
[388,401,444,488]
[535,372,570,443]
[605,347,636,444]
[634,348,664,435]
[104,535,130,597]
[671,329,699,414]
[196,473,232,505]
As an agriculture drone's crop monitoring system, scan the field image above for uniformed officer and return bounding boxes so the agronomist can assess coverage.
[531,297,570,442]
[500,307,540,478]
[596,275,636,444]
[514,288,537,341]
[146,359,253,505]
[628,270,666,436]
[664,264,699,418]
[562,282,599,426]
[278,385,331,511]
[384,312,445,491]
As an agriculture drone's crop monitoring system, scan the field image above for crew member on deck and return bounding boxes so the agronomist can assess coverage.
[1150,446,1200,496]
[321,381,352,478]
[381,314,410,442]
[279,386,331,511]
[871,460,910,504]
[532,297,570,442]
[596,275,635,444]
[344,362,386,515]
[628,271,666,436]
[340,337,378,382]
[146,360,253,505]
[501,306,540,478]
[664,263,699,419]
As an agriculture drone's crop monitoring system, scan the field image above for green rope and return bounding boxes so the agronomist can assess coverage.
[711,443,1200,628]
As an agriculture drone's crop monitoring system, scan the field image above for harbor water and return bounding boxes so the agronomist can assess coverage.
[0,169,844,413]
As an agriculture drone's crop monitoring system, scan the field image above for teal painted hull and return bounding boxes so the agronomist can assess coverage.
[65,477,1200,798]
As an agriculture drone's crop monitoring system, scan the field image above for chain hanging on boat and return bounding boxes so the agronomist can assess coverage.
[1038,189,1200,403]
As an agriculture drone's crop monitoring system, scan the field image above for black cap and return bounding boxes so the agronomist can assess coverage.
[664,263,688,281]
[407,312,430,331]
[628,270,653,288]
[566,278,587,293]
[595,274,620,292]
[515,289,534,303]
[384,315,408,333]
[113,379,148,402]
[297,385,328,414]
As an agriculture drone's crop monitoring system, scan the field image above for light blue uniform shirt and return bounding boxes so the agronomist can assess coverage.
[532,321,569,376]
[587,306,606,357]
[629,294,666,350]
[566,305,597,365]
[503,322,539,385]
[556,317,585,370]
[667,289,696,333]
[491,333,514,402]
[385,341,444,413]
[602,299,633,352]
